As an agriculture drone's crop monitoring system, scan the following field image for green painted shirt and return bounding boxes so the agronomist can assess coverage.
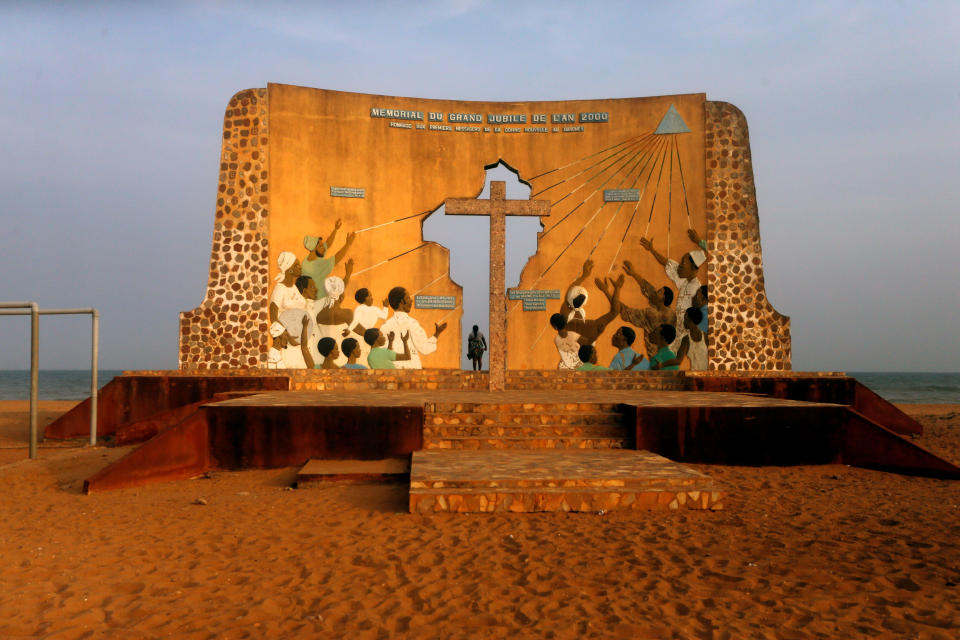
[301,255,335,285]
[576,363,609,371]
[367,347,398,370]
[651,347,679,370]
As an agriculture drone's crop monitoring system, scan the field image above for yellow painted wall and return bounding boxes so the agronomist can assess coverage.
[267,84,706,369]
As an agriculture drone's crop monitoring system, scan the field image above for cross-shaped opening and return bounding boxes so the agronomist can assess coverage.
[422,161,543,370]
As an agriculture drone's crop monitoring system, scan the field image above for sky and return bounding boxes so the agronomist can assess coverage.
[0,0,958,372]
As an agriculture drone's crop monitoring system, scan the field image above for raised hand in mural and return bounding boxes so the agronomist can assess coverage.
[639,237,668,267]
[575,259,594,286]
[386,331,396,350]
[594,275,624,313]
[623,260,658,303]
[395,331,412,362]
[343,257,355,287]
[335,236,356,270]
[686,227,710,260]
[324,218,343,250]
[300,314,315,369]
[434,322,447,338]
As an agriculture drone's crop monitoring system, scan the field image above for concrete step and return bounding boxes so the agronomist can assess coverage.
[426,402,623,413]
[424,411,625,427]
[423,424,631,439]
[409,449,724,513]
[296,458,410,487]
[423,436,631,450]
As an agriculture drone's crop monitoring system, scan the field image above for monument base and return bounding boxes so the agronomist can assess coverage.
[54,369,960,496]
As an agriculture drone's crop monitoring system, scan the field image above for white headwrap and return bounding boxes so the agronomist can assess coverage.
[688,250,706,269]
[268,322,286,338]
[275,251,297,282]
[565,285,588,322]
[319,276,344,310]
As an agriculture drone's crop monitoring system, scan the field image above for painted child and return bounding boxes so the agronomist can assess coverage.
[344,287,389,363]
[649,324,690,371]
[363,328,411,370]
[341,337,367,369]
[683,307,708,370]
[315,337,340,369]
[609,326,650,371]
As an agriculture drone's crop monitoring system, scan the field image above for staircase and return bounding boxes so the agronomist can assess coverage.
[411,397,724,514]
[422,401,632,450]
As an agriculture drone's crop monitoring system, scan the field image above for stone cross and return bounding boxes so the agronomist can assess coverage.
[445,181,551,391]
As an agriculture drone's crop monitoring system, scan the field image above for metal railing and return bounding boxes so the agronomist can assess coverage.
[0,302,100,458]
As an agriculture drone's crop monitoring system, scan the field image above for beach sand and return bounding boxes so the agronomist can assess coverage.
[0,401,957,639]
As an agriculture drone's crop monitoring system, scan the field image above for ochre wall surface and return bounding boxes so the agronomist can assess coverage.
[180,84,790,371]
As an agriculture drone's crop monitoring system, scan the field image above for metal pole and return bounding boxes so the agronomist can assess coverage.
[0,305,100,455]
[29,303,39,459]
[90,310,99,446]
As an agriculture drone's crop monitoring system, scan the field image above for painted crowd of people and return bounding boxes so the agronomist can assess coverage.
[266,218,447,370]
[550,228,709,372]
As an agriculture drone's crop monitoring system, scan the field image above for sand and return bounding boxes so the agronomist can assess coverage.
[0,401,957,639]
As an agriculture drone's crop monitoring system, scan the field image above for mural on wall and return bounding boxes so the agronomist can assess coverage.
[267,218,450,370]
[265,102,708,371]
[510,104,711,372]
[180,84,790,371]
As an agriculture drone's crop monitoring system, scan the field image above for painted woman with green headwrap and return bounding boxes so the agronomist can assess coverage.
[302,218,356,284]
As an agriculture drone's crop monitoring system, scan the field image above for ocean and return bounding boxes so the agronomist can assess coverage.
[0,369,957,404]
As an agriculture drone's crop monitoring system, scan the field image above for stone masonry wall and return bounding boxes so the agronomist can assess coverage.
[179,89,270,369]
[704,101,791,370]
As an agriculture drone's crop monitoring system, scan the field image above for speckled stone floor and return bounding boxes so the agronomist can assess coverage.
[206,389,841,409]
[409,449,724,513]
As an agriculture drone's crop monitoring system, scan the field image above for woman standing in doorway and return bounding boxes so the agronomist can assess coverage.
[467,324,487,371]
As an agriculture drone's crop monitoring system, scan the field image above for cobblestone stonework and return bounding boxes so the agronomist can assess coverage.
[179,89,270,369]
[704,101,791,370]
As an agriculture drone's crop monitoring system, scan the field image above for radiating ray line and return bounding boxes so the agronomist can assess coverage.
[640,135,670,239]
[607,137,670,272]
[541,136,660,238]
[589,137,665,260]
[527,133,648,181]
[667,140,674,257]
[354,211,425,234]
[353,243,429,276]
[507,135,665,318]
[538,138,663,278]
[534,133,654,200]
[528,323,550,351]
[413,271,449,296]
[673,136,694,229]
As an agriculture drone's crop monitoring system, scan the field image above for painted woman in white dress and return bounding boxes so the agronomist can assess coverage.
[313,259,355,367]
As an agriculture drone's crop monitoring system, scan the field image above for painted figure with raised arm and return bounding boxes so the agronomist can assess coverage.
[638,230,707,350]
[619,259,677,360]
[379,287,447,369]
[314,258,355,367]
[301,218,356,285]
[556,259,623,346]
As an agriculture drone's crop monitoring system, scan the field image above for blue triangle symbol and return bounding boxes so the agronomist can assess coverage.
[654,104,690,135]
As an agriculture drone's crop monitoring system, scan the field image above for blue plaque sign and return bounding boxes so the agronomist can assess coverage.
[603,189,639,202]
[508,289,561,311]
[330,186,365,198]
[414,295,457,310]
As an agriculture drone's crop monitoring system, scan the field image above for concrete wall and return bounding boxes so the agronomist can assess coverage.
[179,85,790,371]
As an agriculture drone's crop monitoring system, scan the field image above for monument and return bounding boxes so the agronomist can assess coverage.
[178,85,790,374]
[43,84,958,507]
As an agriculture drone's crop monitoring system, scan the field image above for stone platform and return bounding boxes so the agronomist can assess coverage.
[409,450,723,513]
[60,370,960,494]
